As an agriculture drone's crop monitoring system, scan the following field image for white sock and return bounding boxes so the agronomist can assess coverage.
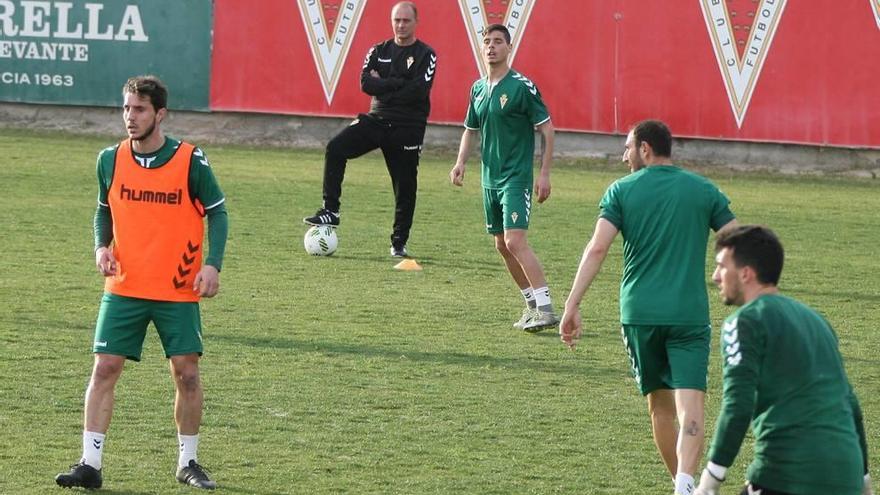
[520,288,536,309]
[533,286,552,309]
[178,434,199,468]
[81,431,105,470]
[674,472,695,495]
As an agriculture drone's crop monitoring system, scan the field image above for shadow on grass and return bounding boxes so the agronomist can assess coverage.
[217,485,285,495]
[86,489,155,495]
[211,333,616,377]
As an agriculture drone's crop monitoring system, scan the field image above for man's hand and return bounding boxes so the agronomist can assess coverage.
[95,247,117,276]
[449,163,465,186]
[865,473,874,495]
[535,174,551,203]
[694,468,724,495]
[193,265,220,298]
[559,307,582,350]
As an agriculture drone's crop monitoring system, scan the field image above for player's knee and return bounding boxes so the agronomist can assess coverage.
[503,235,528,255]
[649,406,676,426]
[171,357,202,392]
[173,367,201,393]
[494,236,510,255]
[92,358,124,384]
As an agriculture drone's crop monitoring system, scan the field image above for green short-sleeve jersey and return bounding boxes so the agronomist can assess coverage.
[599,166,734,325]
[95,136,228,270]
[709,294,863,495]
[464,69,550,189]
[96,136,225,210]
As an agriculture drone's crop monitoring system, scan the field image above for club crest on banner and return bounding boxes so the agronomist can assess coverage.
[700,0,788,128]
[872,0,880,30]
[297,0,367,104]
[458,0,536,78]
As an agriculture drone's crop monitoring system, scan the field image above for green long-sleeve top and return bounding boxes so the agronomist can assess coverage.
[709,294,866,495]
[92,137,228,271]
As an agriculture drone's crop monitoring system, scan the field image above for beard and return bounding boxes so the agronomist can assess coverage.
[721,286,744,306]
[131,119,157,142]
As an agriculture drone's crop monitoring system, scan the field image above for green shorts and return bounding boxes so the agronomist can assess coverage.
[483,187,532,234]
[93,292,204,361]
[620,324,710,395]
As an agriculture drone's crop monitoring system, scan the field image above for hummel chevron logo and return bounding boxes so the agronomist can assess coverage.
[173,241,200,289]
[723,329,738,344]
[725,341,740,356]
[723,318,738,332]
[424,54,437,82]
[699,0,788,127]
[512,73,537,95]
[297,0,367,104]
[92,439,102,449]
[194,148,210,167]
[458,0,536,78]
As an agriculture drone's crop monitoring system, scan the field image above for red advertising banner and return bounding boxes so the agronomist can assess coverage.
[211,0,880,148]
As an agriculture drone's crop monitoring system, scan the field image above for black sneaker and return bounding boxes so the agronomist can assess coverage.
[176,460,217,490]
[55,461,102,489]
[390,245,408,258]
[303,208,340,226]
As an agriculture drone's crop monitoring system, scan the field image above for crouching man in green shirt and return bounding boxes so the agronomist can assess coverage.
[697,225,872,495]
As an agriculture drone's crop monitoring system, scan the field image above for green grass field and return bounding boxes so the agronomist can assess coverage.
[1,128,878,494]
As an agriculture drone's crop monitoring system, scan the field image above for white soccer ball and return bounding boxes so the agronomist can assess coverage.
[304,225,338,256]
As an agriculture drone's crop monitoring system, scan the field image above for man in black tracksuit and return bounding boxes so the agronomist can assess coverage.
[304,1,437,258]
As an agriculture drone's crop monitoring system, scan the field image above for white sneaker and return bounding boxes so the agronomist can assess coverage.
[512,307,537,330]
[522,309,560,333]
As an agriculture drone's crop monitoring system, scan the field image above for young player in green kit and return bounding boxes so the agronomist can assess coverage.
[559,120,737,495]
[55,76,227,490]
[695,225,872,495]
[449,24,558,333]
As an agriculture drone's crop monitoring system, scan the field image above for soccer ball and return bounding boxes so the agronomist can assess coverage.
[304,225,338,256]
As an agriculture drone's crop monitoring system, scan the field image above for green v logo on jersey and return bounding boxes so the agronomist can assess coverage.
[297,0,367,104]
[458,0,536,78]
[699,0,788,128]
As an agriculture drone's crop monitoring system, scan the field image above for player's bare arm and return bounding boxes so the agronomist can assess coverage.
[560,218,619,349]
[450,129,477,186]
[535,120,554,203]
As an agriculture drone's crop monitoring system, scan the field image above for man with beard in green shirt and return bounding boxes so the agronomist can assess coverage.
[696,225,871,495]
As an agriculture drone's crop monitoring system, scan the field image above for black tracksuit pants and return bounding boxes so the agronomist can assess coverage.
[322,113,425,248]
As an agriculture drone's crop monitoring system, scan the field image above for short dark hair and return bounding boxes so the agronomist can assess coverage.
[123,75,168,111]
[484,24,511,44]
[715,225,785,285]
[632,120,672,158]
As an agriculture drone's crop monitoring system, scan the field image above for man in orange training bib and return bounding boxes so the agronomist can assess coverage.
[55,76,228,491]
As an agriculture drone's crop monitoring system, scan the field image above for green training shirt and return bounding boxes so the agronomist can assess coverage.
[93,136,228,270]
[709,294,864,495]
[464,69,550,190]
[599,165,734,325]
